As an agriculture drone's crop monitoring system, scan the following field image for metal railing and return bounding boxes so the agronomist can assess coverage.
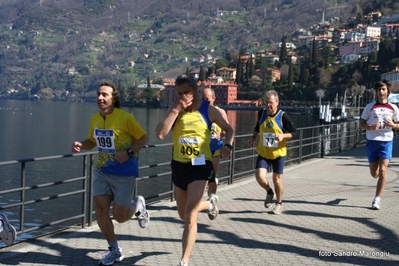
[0,120,369,246]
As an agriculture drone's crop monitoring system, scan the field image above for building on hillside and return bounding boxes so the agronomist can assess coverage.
[340,53,361,64]
[228,100,262,107]
[201,81,238,106]
[137,84,165,90]
[188,70,199,80]
[217,67,236,81]
[332,28,347,45]
[344,31,365,42]
[260,54,280,65]
[254,68,281,83]
[339,41,363,57]
[359,37,380,55]
[277,42,297,50]
[362,25,381,37]
[388,93,399,104]
[239,54,255,64]
[381,67,399,91]
[375,14,399,25]
[127,61,135,67]
[382,23,399,37]
[207,74,224,83]
[161,80,237,107]
[366,11,382,22]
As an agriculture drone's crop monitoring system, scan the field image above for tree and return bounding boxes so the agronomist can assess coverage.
[394,36,399,58]
[356,12,363,25]
[248,58,255,79]
[279,35,287,63]
[312,38,318,65]
[236,59,243,85]
[369,51,377,63]
[377,38,394,70]
[147,75,151,88]
[299,66,309,86]
[317,67,331,90]
[288,57,293,88]
[321,43,334,68]
[199,65,206,81]
[214,59,228,70]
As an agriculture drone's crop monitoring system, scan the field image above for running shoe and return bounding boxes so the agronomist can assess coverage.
[0,213,17,246]
[98,247,124,265]
[272,203,284,215]
[207,193,219,220]
[264,189,275,208]
[133,195,150,228]
[372,198,380,210]
[178,260,188,266]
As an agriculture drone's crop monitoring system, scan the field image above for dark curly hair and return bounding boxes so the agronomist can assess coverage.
[175,74,198,89]
[374,80,392,96]
[100,81,121,108]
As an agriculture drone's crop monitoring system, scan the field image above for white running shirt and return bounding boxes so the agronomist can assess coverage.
[361,100,399,141]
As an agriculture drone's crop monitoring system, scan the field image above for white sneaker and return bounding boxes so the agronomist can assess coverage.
[0,213,17,246]
[178,260,188,266]
[98,247,124,265]
[272,203,284,215]
[265,189,275,208]
[372,198,380,210]
[207,193,219,220]
[133,195,150,228]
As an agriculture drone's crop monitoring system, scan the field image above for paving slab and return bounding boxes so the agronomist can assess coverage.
[1,141,399,266]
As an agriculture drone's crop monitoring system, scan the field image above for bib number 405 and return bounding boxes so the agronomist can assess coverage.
[180,145,200,156]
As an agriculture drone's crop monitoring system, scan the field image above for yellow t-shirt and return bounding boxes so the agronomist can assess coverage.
[172,101,212,163]
[255,110,287,159]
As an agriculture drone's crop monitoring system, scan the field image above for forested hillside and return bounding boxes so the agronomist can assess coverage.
[0,0,393,102]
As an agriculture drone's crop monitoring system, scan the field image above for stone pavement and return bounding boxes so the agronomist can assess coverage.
[1,144,399,266]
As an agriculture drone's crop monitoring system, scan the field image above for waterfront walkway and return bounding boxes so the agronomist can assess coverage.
[1,143,399,266]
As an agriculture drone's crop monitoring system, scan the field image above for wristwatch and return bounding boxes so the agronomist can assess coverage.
[127,149,134,157]
[224,144,233,150]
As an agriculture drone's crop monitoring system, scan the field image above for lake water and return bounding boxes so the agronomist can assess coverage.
[0,99,321,242]
[0,100,319,162]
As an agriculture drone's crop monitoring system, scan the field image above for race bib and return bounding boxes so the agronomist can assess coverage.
[262,132,278,148]
[179,137,202,158]
[191,154,206,165]
[94,129,116,154]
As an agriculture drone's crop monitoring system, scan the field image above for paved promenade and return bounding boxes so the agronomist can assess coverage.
[1,144,399,265]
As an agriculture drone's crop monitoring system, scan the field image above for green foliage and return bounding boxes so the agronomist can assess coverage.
[279,35,287,63]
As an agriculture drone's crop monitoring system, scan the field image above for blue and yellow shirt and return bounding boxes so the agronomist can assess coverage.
[256,110,287,159]
[88,108,146,176]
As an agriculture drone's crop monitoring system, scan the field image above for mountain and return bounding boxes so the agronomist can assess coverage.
[0,0,361,97]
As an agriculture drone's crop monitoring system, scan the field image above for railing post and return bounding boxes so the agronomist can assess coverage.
[170,175,175,202]
[354,120,360,148]
[298,129,303,164]
[82,155,87,228]
[229,141,236,185]
[20,162,26,234]
[88,154,95,226]
[320,126,324,158]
